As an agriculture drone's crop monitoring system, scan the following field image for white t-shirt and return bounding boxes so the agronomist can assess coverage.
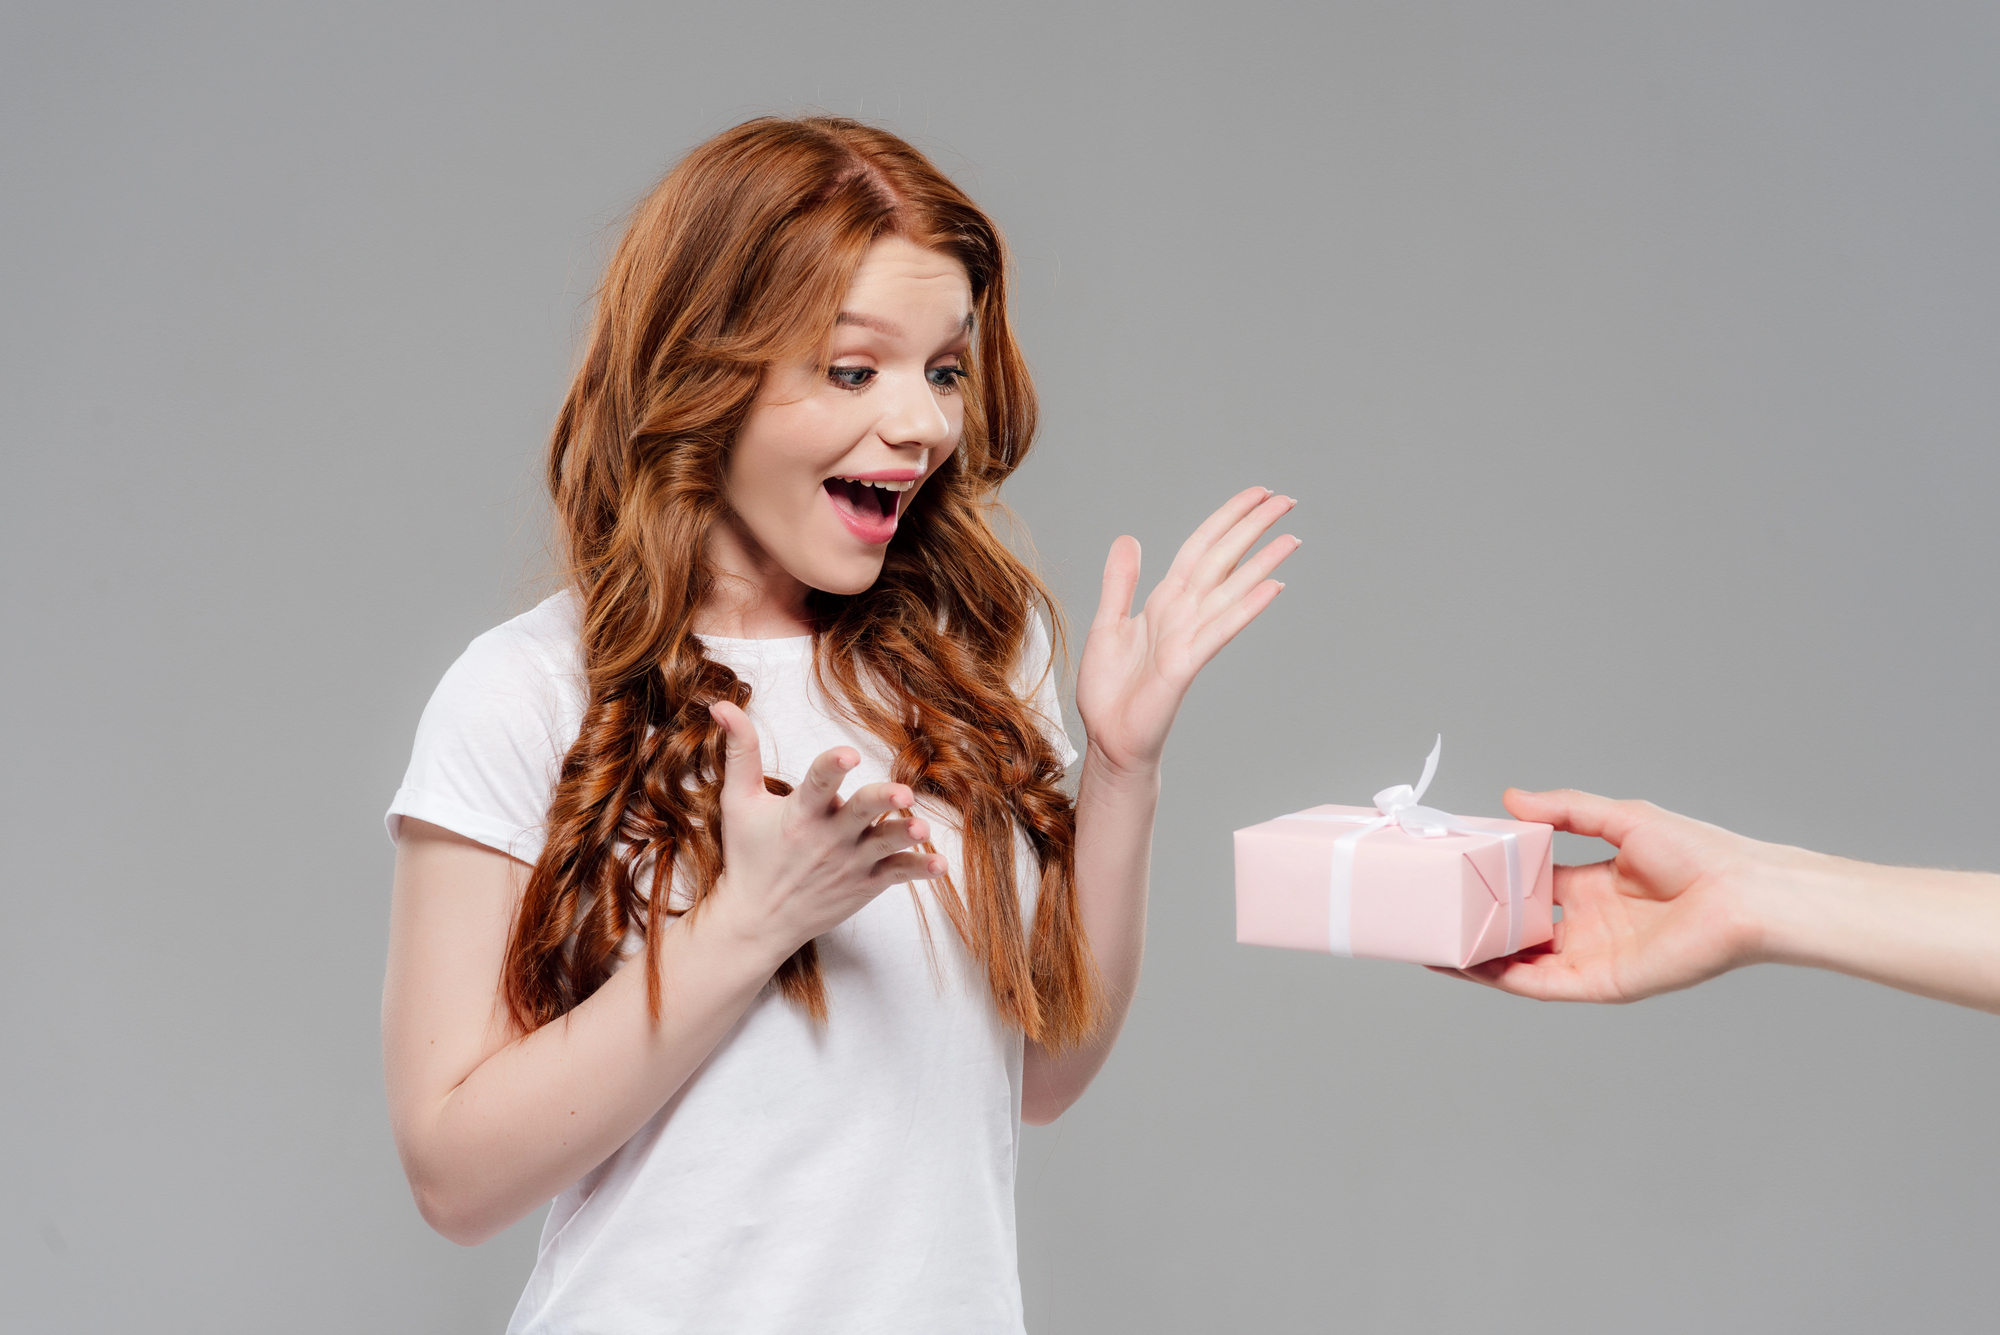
[386,590,1076,1335]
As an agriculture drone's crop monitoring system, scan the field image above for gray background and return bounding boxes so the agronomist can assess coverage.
[5,2,1996,1331]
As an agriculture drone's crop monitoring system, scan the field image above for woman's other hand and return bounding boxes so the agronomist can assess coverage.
[1075,486,1299,778]
[706,701,945,959]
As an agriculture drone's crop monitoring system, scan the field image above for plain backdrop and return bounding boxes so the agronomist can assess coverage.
[5,3,1997,1331]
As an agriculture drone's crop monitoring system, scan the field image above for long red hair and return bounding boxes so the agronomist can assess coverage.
[503,117,1100,1050]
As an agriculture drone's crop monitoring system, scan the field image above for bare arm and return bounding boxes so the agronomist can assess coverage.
[1438,788,2000,1013]
[383,822,781,1243]
[382,708,939,1245]
[1023,488,1299,1121]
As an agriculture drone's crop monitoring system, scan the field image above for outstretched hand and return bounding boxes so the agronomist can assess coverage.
[1436,789,1767,1002]
[1075,487,1299,777]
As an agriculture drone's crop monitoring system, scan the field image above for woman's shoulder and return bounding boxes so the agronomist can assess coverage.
[475,586,583,668]
[386,587,584,851]
[1007,605,1059,686]
[389,589,586,856]
[444,588,585,698]
[417,588,588,754]
[1010,606,1076,770]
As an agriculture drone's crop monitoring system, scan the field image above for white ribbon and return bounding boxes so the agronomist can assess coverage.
[1277,737,1524,958]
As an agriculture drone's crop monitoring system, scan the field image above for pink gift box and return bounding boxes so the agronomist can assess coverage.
[1234,804,1556,969]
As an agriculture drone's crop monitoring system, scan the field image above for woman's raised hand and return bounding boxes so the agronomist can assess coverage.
[1074,486,1299,778]
[707,701,944,958]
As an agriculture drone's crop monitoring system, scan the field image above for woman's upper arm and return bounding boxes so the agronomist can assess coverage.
[381,817,528,1163]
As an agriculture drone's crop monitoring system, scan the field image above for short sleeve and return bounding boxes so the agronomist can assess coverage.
[384,600,586,865]
[1014,611,1079,770]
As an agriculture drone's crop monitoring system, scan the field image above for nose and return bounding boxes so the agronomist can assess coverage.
[873,368,954,454]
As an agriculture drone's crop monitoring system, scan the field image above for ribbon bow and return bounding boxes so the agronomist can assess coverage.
[1368,735,1468,839]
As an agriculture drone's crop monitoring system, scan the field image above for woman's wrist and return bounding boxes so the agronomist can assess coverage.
[1077,743,1163,800]
[688,881,802,979]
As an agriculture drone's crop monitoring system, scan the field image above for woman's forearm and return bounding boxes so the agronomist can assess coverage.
[390,888,783,1246]
[1021,751,1160,1123]
[1742,849,2000,1012]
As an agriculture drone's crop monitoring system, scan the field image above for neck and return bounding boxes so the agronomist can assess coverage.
[696,516,815,639]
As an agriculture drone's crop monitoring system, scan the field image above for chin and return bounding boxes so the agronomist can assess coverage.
[806,558,888,599]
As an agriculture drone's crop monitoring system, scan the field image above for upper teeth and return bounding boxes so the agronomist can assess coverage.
[838,476,914,491]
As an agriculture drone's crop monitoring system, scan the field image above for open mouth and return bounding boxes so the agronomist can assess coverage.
[822,474,915,544]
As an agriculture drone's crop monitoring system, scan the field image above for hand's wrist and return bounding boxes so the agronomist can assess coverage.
[1079,745,1162,799]
[690,878,800,977]
[1725,839,1848,970]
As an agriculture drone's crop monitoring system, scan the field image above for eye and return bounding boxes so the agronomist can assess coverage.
[927,365,969,393]
[828,365,876,389]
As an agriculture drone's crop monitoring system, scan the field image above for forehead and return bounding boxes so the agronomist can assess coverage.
[837,237,972,331]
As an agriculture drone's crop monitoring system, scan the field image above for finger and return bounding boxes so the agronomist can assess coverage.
[861,814,928,860]
[1094,535,1141,630]
[1502,788,1650,847]
[1186,493,1297,594]
[797,746,860,812]
[873,849,949,886]
[1162,487,1274,584]
[1187,578,1284,668]
[1425,961,1527,995]
[838,780,918,833]
[1424,965,1483,984]
[709,702,768,807]
[1550,860,1615,907]
[1449,953,1600,1002]
[1200,532,1301,617]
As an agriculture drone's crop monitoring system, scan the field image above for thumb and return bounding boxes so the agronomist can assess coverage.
[1094,535,1141,631]
[709,701,767,807]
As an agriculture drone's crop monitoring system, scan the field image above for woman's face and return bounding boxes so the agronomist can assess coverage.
[720,236,973,609]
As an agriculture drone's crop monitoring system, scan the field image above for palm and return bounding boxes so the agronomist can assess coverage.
[1073,584,1203,771]
[1519,860,1738,1002]
[1454,792,1755,1003]
[1075,489,1298,775]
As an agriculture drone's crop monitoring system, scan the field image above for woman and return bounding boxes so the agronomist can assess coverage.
[381,116,1297,1332]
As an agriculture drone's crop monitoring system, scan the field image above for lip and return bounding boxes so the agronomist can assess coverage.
[832,469,921,482]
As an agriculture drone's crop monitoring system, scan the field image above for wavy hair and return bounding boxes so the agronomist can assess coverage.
[502,117,1099,1050]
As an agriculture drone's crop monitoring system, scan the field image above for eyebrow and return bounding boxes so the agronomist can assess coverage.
[834,311,901,337]
[834,311,977,339]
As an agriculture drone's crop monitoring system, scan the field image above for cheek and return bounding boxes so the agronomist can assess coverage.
[731,407,820,505]
[934,398,968,460]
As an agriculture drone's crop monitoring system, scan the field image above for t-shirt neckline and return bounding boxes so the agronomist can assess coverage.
[695,631,814,650]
